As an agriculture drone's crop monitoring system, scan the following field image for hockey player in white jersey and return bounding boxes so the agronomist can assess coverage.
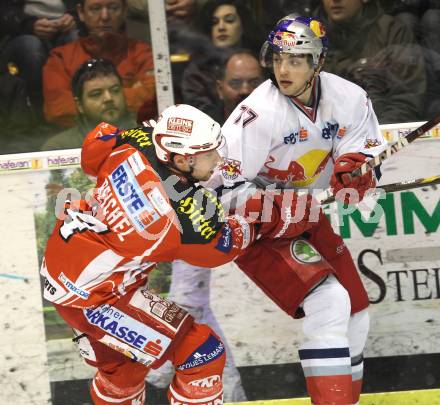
[214,15,385,405]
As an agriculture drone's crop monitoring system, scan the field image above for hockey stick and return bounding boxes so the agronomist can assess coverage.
[354,114,440,177]
[319,175,440,205]
[314,115,440,204]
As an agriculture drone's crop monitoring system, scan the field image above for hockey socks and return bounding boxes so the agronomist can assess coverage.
[351,353,364,404]
[90,371,146,404]
[299,345,353,405]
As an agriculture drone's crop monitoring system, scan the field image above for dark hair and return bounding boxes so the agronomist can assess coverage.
[196,0,263,52]
[214,47,260,80]
[71,59,122,99]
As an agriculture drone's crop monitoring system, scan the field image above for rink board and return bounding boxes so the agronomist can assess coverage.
[0,123,439,404]
[228,388,440,404]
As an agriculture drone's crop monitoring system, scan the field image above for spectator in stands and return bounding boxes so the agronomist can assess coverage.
[420,2,440,117]
[124,0,203,102]
[0,0,77,119]
[181,0,262,117]
[317,0,426,124]
[196,0,261,51]
[43,0,156,128]
[380,0,421,31]
[381,0,440,118]
[380,0,440,46]
[213,48,264,122]
[42,58,136,150]
[256,0,318,32]
[126,0,198,23]
[0,69,38,154]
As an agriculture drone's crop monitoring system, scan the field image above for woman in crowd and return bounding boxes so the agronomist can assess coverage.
[180,0,262,114]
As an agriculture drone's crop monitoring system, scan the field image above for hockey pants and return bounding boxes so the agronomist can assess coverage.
[55,286,226,405]
[146,260,247,402]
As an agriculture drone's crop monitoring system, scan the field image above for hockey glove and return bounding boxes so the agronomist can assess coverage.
[330,152,376,204]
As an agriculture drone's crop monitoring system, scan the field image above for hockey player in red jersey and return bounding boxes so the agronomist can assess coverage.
[41,104,317,405]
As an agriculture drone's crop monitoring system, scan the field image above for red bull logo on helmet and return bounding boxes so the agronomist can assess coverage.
[309,19,326,38]
[273,31,297,49]
[167,117,193,134]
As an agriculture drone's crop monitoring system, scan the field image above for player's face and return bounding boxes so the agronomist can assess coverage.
[78,0,126,37]
[211,4,243,48]
[190,150,222,181]
[217,53,264,117]
[322,0,364,23]
[78,74,126,125]
[273,53,314,98]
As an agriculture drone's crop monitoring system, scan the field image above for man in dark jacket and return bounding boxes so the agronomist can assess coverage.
[317,0,426,124]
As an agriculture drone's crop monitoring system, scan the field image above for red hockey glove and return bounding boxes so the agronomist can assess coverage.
[258,191,320,240]
[330,153,376,204]
[81,122,119,177]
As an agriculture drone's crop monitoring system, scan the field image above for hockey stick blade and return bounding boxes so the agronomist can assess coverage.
[319,175,440,205]
[352,114,440,177]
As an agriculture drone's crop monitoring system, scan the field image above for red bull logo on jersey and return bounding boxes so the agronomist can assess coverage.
[167,117,193,134]
[261,156,306,182]
[260,150,331,187]
[220,158,242,181]
[364,138,381,149]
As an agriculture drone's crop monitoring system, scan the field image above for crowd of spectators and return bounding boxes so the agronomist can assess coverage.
[0,0,439,154]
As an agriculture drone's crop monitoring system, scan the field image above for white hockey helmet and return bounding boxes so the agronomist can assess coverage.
[152,104,223,163]
[260,16,328,70]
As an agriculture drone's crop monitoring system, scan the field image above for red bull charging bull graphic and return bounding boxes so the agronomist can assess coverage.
[259,151,331,187]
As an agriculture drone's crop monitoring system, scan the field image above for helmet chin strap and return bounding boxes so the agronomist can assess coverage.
[185,164,198,183]
[181,156,199,183]
[168,154,198,183]
[290,70,317,100]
